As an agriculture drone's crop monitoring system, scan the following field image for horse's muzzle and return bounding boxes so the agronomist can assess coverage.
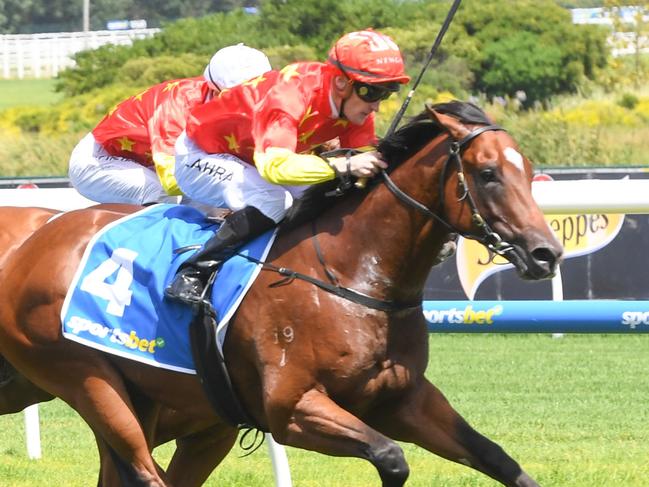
[511,239,563,280]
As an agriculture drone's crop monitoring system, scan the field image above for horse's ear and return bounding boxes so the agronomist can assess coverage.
[426,103,470,140]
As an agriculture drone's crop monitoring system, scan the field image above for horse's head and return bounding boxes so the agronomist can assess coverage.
[377,101,562,281]
[422,103,562,279]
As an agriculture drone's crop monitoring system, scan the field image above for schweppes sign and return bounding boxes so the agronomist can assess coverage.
[457,213,625,299]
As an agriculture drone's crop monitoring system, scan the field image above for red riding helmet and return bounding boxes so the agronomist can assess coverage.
[327,29,410,85]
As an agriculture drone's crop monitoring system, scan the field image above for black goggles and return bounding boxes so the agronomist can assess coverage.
[353,82,400,103]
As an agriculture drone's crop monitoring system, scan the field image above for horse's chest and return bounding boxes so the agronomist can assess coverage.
[325,351,418,402]
[364,359,415,396]
[320,324,424,397]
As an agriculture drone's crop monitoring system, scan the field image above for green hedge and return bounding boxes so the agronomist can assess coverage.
[54,0,608,105]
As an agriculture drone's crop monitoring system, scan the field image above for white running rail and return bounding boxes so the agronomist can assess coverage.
[0,28,160,79]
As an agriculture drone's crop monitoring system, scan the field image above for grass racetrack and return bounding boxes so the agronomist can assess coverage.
[0,79,61,110]
[0,333,647,486]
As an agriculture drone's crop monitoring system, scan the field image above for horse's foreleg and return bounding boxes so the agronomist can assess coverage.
[270,388,409,487]
[165,422,237,487]
[154,409,237,487]
[369,379,540,487]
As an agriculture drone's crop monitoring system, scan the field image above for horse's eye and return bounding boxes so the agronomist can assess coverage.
[479,168,497,183]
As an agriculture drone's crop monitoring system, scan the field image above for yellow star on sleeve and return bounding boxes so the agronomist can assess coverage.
[334,119,349,128]
[299,105,317,127]
[280,64,300,82]
[298,129,316,144]
[162,81,181,93]
[117,137,135,151]
[133,88,148,101]
[242,75,266,89]
[224,133,240,152]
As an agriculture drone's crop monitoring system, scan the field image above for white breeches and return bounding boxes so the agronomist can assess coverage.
[68,133,177,205]
[174,131,309,223]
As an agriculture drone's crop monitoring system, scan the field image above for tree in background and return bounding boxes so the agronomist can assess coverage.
[558,0,604,6]
[0,0,256,33]
[456,0,607,105]
[0,0,36,34]
[257,0,419,56]
[50,0,607,106]
[604,0,649,87]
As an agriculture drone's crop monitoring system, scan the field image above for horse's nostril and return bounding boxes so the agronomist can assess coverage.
[531,247,557,265]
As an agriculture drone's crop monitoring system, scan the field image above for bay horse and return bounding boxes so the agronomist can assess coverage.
[0,206,235,486]
[0,102,562,487]
[0,207,58,411]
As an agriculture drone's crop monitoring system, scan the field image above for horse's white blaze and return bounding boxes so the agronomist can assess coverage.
[504,147,524,172]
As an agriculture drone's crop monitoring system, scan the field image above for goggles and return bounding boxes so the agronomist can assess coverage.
[353,82,400,103]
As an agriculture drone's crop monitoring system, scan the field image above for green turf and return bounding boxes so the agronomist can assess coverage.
[0,79,62,110]
[0,334,647,486]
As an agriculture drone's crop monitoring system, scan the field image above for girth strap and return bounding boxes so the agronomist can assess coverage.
[189,299,260,429]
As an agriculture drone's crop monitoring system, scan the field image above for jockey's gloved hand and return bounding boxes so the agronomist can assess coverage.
[328,151,387,178]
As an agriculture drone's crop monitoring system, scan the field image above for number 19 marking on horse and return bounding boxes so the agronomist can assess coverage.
[80,247,137,317]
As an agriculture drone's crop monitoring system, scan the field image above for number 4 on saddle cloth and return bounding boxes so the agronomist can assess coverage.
[60,204,277,374]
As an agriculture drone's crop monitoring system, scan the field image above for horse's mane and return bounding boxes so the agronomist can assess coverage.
[281,100,491,231]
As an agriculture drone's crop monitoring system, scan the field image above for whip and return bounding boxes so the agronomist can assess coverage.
[355,0,463,188]
[385,0,463,138]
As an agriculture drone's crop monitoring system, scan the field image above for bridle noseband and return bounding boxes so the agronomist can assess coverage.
[382,124,523,264]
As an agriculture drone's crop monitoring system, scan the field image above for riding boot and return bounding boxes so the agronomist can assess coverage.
[165,206,276,305]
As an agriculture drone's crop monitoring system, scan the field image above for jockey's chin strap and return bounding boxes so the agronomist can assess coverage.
[381,124,522,264]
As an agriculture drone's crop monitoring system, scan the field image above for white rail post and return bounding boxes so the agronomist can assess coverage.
[16,38,24,79]
[31,38,41,78]
[24,404,42,459]
[1,36,9,79]
[551,265,564,339]
[266,433,292,486]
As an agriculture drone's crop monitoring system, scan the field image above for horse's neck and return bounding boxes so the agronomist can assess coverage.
[321,140,450,304]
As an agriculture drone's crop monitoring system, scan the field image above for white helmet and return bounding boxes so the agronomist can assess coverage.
[203,43,272,91]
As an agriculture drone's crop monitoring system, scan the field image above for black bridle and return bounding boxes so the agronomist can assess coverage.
[381,123,524,266]
[240,123,527,313]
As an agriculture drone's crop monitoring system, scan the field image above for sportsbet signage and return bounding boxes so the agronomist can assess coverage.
[423,300,649,332]
[456,212,625,299]
[422,169,649,302]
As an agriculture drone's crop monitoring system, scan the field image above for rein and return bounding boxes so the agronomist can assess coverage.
[239,246,422,313]
[238,124,523,311]
[382,124,524,263]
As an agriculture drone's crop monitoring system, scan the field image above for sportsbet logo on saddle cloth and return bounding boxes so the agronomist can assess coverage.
[60,204,276,373]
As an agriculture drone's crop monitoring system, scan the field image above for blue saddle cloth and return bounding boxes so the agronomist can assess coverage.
[60,204,276,374]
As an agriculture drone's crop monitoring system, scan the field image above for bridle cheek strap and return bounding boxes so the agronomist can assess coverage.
[382,124,519,258]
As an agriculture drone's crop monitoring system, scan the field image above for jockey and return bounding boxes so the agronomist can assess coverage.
[165,29,410,305]
[68,44,272,205]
